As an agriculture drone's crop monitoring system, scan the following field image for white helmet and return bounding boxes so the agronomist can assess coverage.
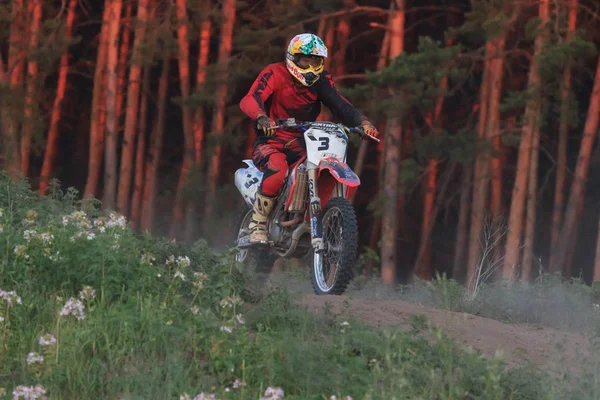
[285,33,328,86]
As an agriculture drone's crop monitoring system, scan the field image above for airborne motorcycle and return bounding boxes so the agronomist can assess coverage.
[233,118,379,295]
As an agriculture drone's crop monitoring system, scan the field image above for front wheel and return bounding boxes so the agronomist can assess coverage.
[310,196,358,295]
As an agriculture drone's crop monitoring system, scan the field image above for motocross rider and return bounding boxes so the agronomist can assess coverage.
[239,33,379,245]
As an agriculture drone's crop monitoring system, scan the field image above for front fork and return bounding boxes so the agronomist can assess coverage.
[307,168,325,252]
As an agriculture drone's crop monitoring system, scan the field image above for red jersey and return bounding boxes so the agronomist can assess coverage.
[240,62,367,144]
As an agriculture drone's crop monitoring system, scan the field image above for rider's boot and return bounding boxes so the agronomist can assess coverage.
[248,191,276,245]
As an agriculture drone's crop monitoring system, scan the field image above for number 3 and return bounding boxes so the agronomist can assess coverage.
[318,137,330,151]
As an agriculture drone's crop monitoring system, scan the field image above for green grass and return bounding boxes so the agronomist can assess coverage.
[0,173,599,399]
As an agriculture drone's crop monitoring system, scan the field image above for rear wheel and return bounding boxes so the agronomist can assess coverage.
[310,197,357,295]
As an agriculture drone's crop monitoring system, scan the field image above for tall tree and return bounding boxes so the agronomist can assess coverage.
[4,0,26,180]
[170,0,195,239]
[117,0,149,215]
[550,57,600,274]
[140,58,170,232]
[414,66,449,280]
[103,0,123,211]
[466,36,505,291]
[115,0,133,123]
[130,66,151,230]
[39,0,78,194]
[83,2,112,199]
[204,0,236,227]
[550,0,578,271]
[503,0,549,280]
[594,216,600,283]
[380,0,404,286]
[183,10,212,242]
[20,0,42,178]
[453,166,472,280]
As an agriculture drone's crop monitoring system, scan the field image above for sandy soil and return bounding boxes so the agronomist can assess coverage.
[298,294,590,370]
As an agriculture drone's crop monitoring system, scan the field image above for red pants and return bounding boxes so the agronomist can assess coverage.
[252,138,304,197]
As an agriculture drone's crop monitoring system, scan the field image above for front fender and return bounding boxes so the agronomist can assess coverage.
[316,158,360,203]
[318,158,360,187]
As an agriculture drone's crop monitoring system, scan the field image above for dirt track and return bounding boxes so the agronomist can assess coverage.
[299,294,590,370]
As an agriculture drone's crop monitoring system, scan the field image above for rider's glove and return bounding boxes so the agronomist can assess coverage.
[257,114,277,137]
[360,121,379,139]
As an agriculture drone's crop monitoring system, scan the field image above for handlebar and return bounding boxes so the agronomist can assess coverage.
[261,118,381,143]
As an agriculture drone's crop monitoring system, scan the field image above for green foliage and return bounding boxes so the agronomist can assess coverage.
[2,174,600,398]
[357,37,467,121]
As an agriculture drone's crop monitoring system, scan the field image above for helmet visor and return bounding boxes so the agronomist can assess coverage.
[296,55,324,69]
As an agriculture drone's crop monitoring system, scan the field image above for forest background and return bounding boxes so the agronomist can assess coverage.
[2,0,600,290]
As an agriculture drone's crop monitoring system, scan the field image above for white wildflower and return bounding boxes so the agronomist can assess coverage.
[220,325,233,334]
[0,208,3,218]
[141,253,156,265]
[157,273,161,278]
[235,314,245,325]
[174,271,186,281]
[0,316,4,322]
[176,256,190,268]
[106,212,127,229]
[59,297,86,320]
[261,387,284,400]
[179,394,192,400]
[48,251,61,262]
[232,379,246,389]
[39,334,57,347]
[12,384,47,400]
[40,232,54,244]
[79,286,96,302]
[0,289,22,305]
[219,296,242,309]
[192,394,216,400]
[23,230,37,242]
[330,397,337,400]
[86,232,96,240]
[165,255,176,266]
[340,321,350,327]
[0,224,4,233]
[225,387,230,392]
[192,272,208,289]
[190,306,200,315]
[26,352,44,365]
[13,245,29,260]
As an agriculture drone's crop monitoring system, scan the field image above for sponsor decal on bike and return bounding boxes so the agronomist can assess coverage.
[310,199,321,215]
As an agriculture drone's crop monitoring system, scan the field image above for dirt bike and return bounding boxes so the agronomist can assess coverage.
[233,118,379,295]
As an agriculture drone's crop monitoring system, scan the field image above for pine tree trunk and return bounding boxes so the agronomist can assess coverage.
[414,72,448,279]
[521,124,541,282]
[130,66,151,230]
[380,0,404,286]
[116,0,132,123]
[204,0,236,229]
[140,58,169,232]
[183,15,212,242]
[317,17,336,122]
[83,2,112,199]
[39,0,77,194]
[453,166,472,281]
[333,16,350,77]
[503,0,549,279]
[465,40,493,291]
[116,0,149,215]
[550,0,578,272]
[550,57,600,274]
[352,0,393,204]
[170,0,195,239]
[19,0,42,178]
[593,217,600,282]
[5,0,26,180]
[103,0,123,211]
